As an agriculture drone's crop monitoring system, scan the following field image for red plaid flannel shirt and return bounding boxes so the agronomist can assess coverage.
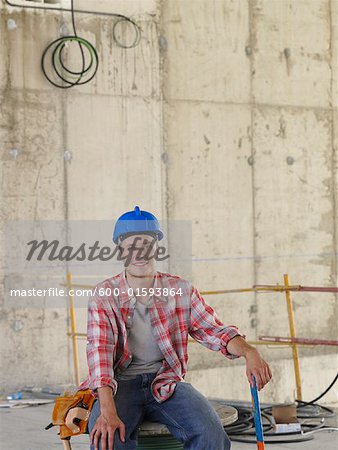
[77,270,245,403]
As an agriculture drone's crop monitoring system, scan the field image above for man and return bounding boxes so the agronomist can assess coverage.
[78,206,272,450]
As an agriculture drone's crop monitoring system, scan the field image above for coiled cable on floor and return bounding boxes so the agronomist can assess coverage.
[218,373,338,444]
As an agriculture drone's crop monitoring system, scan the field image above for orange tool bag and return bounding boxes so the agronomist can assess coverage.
[45,389,96,449]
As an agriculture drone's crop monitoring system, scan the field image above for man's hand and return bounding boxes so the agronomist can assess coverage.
[245,348,272,391]
[226,336,272,390]
[90,411,125,450]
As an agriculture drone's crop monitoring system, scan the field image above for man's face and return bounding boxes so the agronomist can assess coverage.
[118,233,158,277]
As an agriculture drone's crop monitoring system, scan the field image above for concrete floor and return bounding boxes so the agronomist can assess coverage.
[0,402,337,449]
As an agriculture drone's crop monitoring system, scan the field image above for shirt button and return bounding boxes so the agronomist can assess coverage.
[127,315,131,319]
[128,355,132,359]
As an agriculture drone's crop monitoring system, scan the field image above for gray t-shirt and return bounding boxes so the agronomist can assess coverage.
[116,299,164,380]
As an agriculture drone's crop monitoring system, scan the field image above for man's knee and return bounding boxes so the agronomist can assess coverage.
[192,429,231,450]
[188,419,231,449]
[88,426,137,450]
[88,400,138,450]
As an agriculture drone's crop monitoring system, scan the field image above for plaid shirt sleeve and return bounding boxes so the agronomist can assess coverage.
[189,285,246,359]
[86,294,118,397]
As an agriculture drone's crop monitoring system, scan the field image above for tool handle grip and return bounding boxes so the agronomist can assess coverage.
[250,376,265,448]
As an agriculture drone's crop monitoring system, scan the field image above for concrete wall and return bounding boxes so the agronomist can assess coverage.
[0,0,337,406]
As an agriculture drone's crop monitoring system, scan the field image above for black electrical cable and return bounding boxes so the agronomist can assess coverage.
[223,405,316,443]
[296,372,338,406]
[4,0,142,43]
[112,18,141,48]
[259,372,338,420]
[261,401,335,419]
[4,0,142,24]
[6,0,141,87]
[296,403,335,419]
[41,0,98,88]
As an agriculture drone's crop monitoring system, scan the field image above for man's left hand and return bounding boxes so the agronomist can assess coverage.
[245,348,272,391]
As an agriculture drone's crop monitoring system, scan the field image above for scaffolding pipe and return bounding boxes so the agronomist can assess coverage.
[259,336,338,346]
[67,272,80,386]
[62,283,338,294]
[254,284,338,293]
[284,274,302,401]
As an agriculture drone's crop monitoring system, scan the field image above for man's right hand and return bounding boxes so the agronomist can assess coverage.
[90,411,125,450]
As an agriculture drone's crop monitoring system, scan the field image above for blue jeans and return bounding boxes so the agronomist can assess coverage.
[88,372,231,450]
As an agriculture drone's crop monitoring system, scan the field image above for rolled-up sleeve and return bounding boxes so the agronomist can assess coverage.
[86,295,118,397]
[189,285,246,360]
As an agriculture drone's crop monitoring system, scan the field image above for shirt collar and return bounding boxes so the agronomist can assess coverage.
[119,270,168,305]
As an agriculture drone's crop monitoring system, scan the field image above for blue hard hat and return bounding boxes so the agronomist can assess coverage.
[112,206,164,244]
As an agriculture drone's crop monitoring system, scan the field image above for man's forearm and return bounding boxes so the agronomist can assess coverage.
[97,386,118,416]
[226,335,256,358]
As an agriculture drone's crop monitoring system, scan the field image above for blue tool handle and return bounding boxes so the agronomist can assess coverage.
[250,375,265,445]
